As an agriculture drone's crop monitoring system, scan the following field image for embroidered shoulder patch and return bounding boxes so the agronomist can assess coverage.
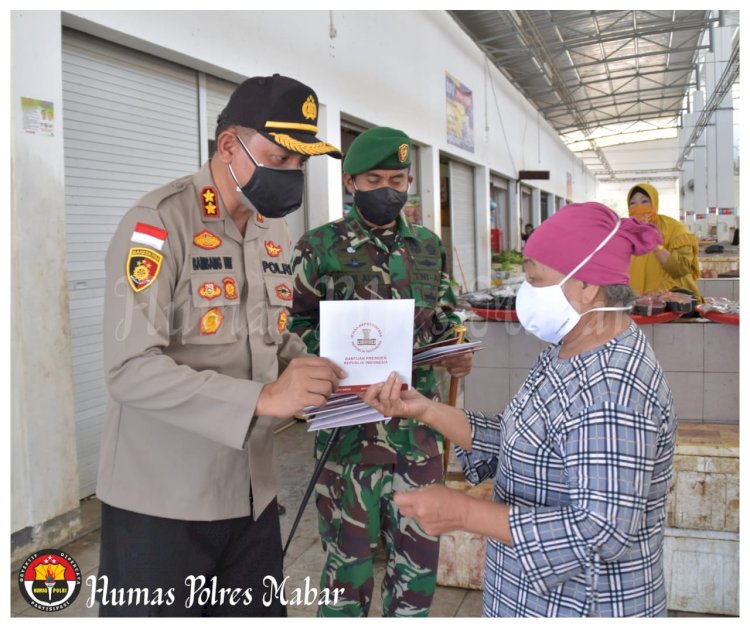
[126,247,163,292]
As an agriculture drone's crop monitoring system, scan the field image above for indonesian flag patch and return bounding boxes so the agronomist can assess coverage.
[131,222,168,251]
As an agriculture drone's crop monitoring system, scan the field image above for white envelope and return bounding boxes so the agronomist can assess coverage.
[320,299,414,393]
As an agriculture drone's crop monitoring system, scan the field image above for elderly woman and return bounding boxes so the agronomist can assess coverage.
[628,183,701,300]
[362,202,677,617]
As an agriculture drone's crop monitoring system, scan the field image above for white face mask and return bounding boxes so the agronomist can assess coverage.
[516,220,630,344]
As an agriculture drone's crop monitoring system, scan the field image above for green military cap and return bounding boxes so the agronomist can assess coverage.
[343,127,412,175]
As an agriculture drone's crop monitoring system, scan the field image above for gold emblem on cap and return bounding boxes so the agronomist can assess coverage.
[302,95,317,121]
[398,143,409,163]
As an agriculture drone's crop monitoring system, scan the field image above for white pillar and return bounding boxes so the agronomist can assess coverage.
[474,166,491,289]
[11,10,81,547]
[690,92,708,216]
[306,103,343,228]
[704,26,735,209]
[531,187,542,228]
[418,144,441,236]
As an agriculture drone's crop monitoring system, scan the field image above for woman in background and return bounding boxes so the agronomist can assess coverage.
[627,183,701,300]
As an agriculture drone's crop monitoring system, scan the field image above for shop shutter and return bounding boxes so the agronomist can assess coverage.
[448,160,477,292]
[62,29,200,497]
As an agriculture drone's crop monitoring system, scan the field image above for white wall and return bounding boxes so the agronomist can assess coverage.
[10,9,599,538]
[60,10,597,222]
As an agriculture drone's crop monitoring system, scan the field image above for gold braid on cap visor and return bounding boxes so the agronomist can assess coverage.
[269,132,339,156]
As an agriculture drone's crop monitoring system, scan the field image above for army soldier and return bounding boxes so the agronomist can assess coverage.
[289,127,472,617]
[97,74,344,617]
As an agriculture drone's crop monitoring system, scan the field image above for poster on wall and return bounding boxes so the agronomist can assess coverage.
[21,97,55,136]
[446,73,474,152]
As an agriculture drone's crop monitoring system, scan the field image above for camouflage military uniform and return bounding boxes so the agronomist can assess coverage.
[290,208,461,617]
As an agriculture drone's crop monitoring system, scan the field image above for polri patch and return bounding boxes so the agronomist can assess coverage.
[193,229,222,250]
[201,186,220,219]
[127,247,163,292]
[223,277,238,300]
[200,307,224,334]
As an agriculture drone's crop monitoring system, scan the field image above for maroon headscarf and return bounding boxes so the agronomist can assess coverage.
[524,201,662,285]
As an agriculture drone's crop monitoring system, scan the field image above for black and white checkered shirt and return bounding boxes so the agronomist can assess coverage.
[456,323,676,617]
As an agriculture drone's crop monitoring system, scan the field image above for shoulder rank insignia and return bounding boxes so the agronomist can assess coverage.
[223,277,238,300]
[265,240,282,257]
[200,307,223,335]
[277,310,288,332]
[127,247,163,292]
[198,281,222,300]
[275,283,292,301]
[131,222,168,251]
[201,186,220,219]
[193,229,222,250]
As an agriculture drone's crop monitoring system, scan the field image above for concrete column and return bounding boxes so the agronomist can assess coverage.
[306,103,343,228]
[11,10,81,552]
[418,144,441,236]
[531,187,542,228]
[474,166,491,289]
[704,26,735,209]
[690,92,708,216]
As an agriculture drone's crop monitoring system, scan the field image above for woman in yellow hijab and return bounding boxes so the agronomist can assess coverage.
[628,183,702,301]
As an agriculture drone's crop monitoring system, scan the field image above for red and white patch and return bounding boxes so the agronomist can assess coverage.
[131,223,168,251]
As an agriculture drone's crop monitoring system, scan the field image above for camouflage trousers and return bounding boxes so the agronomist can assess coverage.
[314,455,443,617]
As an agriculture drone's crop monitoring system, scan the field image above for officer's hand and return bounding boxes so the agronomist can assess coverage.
[435,351,473,378]
[393,486,468,536]
[255,357,345,419]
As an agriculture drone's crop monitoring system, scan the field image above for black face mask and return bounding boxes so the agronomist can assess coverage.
[354,186,408,226]
[229,135,305,218]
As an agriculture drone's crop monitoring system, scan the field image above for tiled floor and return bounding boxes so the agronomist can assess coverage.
[10,420,483,618]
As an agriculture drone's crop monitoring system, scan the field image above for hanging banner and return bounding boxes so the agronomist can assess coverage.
[446,73,474,152]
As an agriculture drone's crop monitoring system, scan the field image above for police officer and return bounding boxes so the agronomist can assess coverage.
[97,74,344,617]
[290,126,472,617]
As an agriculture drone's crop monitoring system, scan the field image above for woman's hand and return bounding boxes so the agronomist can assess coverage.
[394,485,468,535]
[435,351,473,378]
[361,372,432,422]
